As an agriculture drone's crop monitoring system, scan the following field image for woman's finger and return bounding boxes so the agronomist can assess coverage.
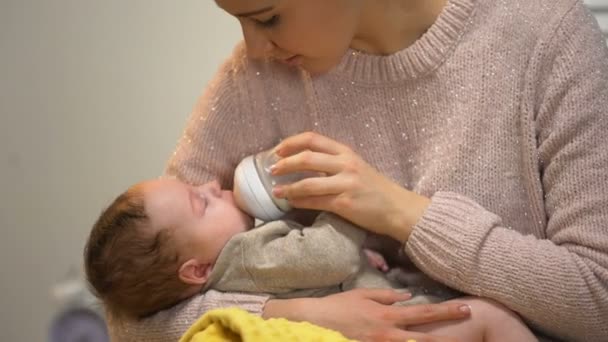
[355,288,413,305]
[275,131,351,156]
[275,175,346,199]
[395,302,471,327]
[383,330,460,342]
[287,194,367,215]
[272,150,344,175]
[287,194,336,211]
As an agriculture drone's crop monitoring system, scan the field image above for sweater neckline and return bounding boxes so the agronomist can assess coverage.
[329,0,476,84]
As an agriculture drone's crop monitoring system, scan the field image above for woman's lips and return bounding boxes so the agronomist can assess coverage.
[281,55,303,66]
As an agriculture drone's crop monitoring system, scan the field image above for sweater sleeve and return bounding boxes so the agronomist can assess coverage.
[405,3,608,341]
[108,290,269,342]
[235,213,367,293]
[163,43,281,188]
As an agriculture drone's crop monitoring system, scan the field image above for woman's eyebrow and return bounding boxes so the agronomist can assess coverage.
[235,6,274,17]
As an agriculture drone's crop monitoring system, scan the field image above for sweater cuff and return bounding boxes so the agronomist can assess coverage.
[404,191,502,291]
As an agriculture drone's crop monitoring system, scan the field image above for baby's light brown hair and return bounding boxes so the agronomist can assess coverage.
[84,185,192,320]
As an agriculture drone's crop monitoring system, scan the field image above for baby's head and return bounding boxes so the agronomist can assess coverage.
[84,178,253,319]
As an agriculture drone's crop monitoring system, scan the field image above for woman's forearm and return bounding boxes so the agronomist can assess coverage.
[406,192,608,341]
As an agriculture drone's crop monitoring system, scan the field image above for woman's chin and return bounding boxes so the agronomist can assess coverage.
[301,61,337,76]
[305,56,347,76]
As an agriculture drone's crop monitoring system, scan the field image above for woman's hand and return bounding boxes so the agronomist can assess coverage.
[263,288,469,342]
[271,132,430,242]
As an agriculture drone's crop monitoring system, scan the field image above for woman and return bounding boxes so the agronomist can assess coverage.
[111,0,608,341]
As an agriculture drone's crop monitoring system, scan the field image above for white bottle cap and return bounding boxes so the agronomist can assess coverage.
[233,155,284,221]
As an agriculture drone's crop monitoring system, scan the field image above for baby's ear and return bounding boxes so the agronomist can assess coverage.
[178,259,213,286]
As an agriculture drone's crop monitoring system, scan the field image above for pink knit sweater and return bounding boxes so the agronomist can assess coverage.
[110,0,608,340]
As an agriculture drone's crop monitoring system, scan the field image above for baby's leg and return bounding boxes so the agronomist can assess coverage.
[409,297,537,342]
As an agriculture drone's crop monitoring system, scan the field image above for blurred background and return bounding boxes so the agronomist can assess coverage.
[0,0,606,341]
[1,1,239,340]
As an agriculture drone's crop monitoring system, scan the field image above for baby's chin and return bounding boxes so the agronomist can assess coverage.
[242,212,255,230]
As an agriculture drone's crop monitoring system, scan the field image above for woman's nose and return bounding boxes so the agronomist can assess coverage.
[242,24,274,59]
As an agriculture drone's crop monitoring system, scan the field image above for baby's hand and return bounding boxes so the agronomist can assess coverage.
[364,248,389,272]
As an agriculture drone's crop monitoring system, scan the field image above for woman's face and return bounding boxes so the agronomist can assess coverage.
[215,0,364,74]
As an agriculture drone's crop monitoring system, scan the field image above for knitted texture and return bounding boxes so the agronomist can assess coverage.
[111,0,608,340]
[108,291,269,342]
[179,308,355,342]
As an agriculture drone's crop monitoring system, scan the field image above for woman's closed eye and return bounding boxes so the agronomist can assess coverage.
[255,15,280,28]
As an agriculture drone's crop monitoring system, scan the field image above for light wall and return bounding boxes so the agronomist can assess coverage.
[0,1,240,340]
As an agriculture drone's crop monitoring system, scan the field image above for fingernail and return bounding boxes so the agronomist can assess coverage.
[272,187,284,198]
[459,304,471,314]
[269,164,278,175]
[395,290,412,298]
[273,147,283,156]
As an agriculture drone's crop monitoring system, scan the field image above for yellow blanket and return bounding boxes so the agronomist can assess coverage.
[179,307,356,342]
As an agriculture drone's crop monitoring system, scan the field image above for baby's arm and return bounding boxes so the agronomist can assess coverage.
[235,212,367,293]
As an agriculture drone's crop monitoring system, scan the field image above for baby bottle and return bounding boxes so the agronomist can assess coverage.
[233,148,317,221]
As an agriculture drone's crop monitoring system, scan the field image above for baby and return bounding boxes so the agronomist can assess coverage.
[84,178,536,341]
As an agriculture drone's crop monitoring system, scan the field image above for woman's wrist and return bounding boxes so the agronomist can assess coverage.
[262,298,311,322]
[391,188,431,243]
